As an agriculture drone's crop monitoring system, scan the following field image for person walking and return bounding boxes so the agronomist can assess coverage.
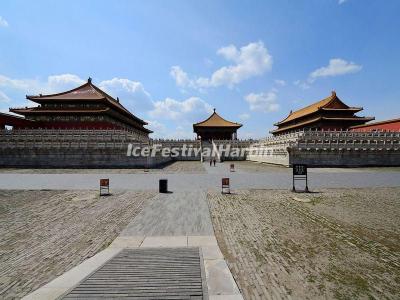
[209,159,212,167]
[213,158,216,166]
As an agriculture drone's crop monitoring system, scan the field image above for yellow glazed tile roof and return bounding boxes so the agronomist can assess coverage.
[193,110,242,128]
[275,91,353,126]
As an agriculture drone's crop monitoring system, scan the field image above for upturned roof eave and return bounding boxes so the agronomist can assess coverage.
[25,81,148,126]
[271,116,374,134]
[273,92,345,126]
[193,123,242,128]
[9,107,110,114]
[193,111,242,128]
[26,81,97,101]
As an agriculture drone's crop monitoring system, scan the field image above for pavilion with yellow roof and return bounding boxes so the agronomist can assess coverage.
[193,109,242,140]
[271,91,374,135]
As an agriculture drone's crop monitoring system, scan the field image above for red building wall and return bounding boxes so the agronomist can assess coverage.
[0,115,126,130]
[22,121,124,130]
[350,119,400,132]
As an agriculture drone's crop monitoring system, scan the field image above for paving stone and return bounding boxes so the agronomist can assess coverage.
[205,259,240,296]
[121,191,214,236]
[188,235,218,247]
[108,236,145,248]
[140,236,188,247]
[209,295,244,300]
[201,246,224,260]
[22,287,68,300]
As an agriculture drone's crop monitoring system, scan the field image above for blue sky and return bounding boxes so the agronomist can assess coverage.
[1,0,399,138]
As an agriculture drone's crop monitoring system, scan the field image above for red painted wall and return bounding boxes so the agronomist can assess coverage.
[350,120,400,132]
[17,121,124,130]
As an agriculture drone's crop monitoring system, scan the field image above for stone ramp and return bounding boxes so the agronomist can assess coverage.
[63,248,205,299]
[22,190,243,300]
[120,191,214,237]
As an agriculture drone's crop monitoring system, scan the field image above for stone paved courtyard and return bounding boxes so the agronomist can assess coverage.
[1,162,400,299]
[1,162,399,191]
[208,187,400,299]
[0,190,155,299]
[0,161,206,174]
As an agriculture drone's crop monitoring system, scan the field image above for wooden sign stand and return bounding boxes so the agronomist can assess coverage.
[292,164,309,193]
[100,178,110,196]
[221,178,230,194]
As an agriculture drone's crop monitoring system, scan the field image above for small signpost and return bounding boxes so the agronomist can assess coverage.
[292,164,309,193]
[221,177,230,194]
[230,163,235,172]
[100,178,110,196]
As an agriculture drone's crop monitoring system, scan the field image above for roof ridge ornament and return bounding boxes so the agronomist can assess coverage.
[88,77,92,84]
[331,90,336,97]
[213,108,216,113]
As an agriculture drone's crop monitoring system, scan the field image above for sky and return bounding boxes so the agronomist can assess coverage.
[0,0,399,138]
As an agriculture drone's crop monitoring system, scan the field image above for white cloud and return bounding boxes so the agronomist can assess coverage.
[47,74,85,92]
[99,78,152,111]
[146,120,166,132]
[293,80,310,90]
[170,66,191,88]
[309,58,362,81]
[239,113,250,121]
[145,120,167,138]
[274,79,286,87]
[0,91,10,103]
[0,73,153,113]
[0,73,84,94]
[149,97,213,121]
[0,75,35,91]
[0,16,8,27]
[245,91,279,113]
[294,58,362,90]
[48,74,85,86]
[147,120,197,139]
[148,96,214,139]
[170,41,272,90]
[0,72,216,139]
[172,125,194,139]
[217,44,239,61]
[338,0,348,4]
[149,123,195,139]
[99,78,150,98]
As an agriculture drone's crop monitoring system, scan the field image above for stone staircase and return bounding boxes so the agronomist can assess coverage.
[201,140,221,162]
